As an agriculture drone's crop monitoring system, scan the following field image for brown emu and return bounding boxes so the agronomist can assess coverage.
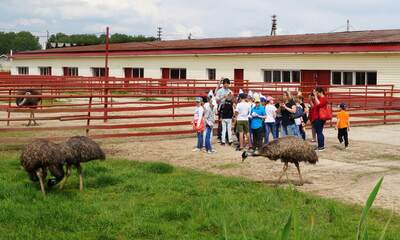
[58,136,106,191]
[20,139,65,195]
[16,89,41,126]
[242,136,318,185]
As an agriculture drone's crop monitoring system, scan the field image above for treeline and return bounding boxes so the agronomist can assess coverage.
[0,31,157,55]
[0,31,41,55]
[47,33,157,48]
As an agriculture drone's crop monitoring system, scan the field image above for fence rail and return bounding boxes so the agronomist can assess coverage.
[0,75,399,143]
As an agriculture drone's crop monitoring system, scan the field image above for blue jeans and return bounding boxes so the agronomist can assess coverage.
[281,124,298,137]
[313,119,325,148]
[264,122,277,144]
[205,126,213,151]
[197,131,204,149]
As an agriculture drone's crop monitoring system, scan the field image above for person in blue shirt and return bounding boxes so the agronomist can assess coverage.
[250,96,266,155]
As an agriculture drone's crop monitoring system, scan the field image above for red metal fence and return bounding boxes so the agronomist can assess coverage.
[0,75,399,143]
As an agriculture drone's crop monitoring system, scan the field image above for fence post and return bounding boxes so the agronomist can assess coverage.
[86,96,93,136]
[7,89,11,126]
[172,96,175,120]
[383,91,387,125]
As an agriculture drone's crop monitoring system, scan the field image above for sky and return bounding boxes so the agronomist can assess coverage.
[1,0,399,43]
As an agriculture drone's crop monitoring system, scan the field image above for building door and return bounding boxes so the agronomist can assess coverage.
[234,69,244,94]
[160,68,170,94]
[301,70,331,95]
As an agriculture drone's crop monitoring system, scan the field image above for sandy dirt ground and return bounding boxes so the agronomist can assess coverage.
[106,125,400,214]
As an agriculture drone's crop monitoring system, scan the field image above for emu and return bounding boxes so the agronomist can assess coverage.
[16,89,41,126]
[242,136,318,185]
[58,136,106,191]
[20,139,65,195]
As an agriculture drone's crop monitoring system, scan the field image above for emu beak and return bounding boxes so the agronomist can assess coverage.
[241,151,248,162]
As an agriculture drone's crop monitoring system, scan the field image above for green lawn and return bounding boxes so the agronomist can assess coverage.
[0,150,399,240]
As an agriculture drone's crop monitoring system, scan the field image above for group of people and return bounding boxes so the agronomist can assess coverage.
[192,78,351,154]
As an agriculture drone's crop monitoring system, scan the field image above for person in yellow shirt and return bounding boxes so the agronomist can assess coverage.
[336,103,350,149]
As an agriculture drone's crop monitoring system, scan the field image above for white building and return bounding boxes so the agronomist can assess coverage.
[10,29,400,88]
[0,55,10,72]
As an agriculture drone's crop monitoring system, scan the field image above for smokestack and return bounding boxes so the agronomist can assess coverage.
[270,15,277,36]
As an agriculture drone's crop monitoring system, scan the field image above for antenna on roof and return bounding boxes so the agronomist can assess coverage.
[346,19,350,32]
[157,27,162,41]
[270,15,277,36]
[188,32,192,40]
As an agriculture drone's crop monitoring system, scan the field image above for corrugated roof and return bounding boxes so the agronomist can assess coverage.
[16,29,400,55]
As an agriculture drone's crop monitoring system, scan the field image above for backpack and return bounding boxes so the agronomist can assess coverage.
[293,105,304,119]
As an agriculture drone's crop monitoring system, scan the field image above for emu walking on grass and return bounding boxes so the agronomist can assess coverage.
[16,89,41,126]
[58,136,106,191]
[20,139,65,195]
[242,136,318,185]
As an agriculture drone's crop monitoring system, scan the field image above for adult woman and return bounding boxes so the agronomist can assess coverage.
[280,91,298,136]
[312,87,328,151]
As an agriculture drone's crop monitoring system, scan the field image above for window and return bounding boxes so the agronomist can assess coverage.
[39,67,52,76]
[332,72,341,85]
[273,71,281,82]
[263,70,272,82]
[263,70,301,83]
[63,67,79,76]
[355,72,366,85]
[367,72,377,85]
[17,67,29,75]
[331,71,377,85]
[282,71,291,83]
[292,71,300,83]
[92,67,105,77]
[170,68,186,79]
[207,68,216,80]
[343,72,353,85]
[124,68,144,78]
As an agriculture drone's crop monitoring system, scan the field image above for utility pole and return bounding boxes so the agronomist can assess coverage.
[270,15,277,36]
[46,30,50,49]
[157,27,162,40]
[346,19,350,32]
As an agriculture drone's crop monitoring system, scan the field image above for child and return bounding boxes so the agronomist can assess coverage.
[220,95,234,145]
[264,96,277,144]
[192,97,204,152]
[235,93,251,151]
[250,96,266,154]
[294,96,305,139]
[204,99,217,153]
[336,103,350,149]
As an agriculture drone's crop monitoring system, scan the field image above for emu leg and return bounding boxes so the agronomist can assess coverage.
[59,165,72,190]
[77,165,83,191]
[32,112,38,126]
[36,168,46,195]
[294,162,304,186]
[27,112,32,126]
[277,162,289,184]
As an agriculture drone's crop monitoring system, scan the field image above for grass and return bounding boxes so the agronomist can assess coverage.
[1,150,399,239]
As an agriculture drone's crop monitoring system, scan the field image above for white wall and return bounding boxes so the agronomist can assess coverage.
[10,53,400,87]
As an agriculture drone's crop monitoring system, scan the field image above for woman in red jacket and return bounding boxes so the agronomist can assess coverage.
[312,87,328,151]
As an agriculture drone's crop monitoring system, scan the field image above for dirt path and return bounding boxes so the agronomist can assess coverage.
[106,124,400,213]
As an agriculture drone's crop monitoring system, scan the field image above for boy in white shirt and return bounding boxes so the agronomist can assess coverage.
[235,93,251,151]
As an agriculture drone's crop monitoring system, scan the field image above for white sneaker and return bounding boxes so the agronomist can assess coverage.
[211,149,217,153]
[207,150,212,154]
[192,148,200,152]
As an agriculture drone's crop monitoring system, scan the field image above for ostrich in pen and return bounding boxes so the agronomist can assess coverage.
[16,89,41,126]
[20,139,65,195]
[58,136,106,191]
[242,136,318,185]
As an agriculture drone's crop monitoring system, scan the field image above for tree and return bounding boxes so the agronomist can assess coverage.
[47,32,156,48]
[0,31,41,55]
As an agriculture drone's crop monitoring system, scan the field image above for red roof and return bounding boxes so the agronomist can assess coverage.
[14,29,400,57]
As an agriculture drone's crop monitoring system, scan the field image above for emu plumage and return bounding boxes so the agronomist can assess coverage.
[242,136,318,185]
[16,89,41,126]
